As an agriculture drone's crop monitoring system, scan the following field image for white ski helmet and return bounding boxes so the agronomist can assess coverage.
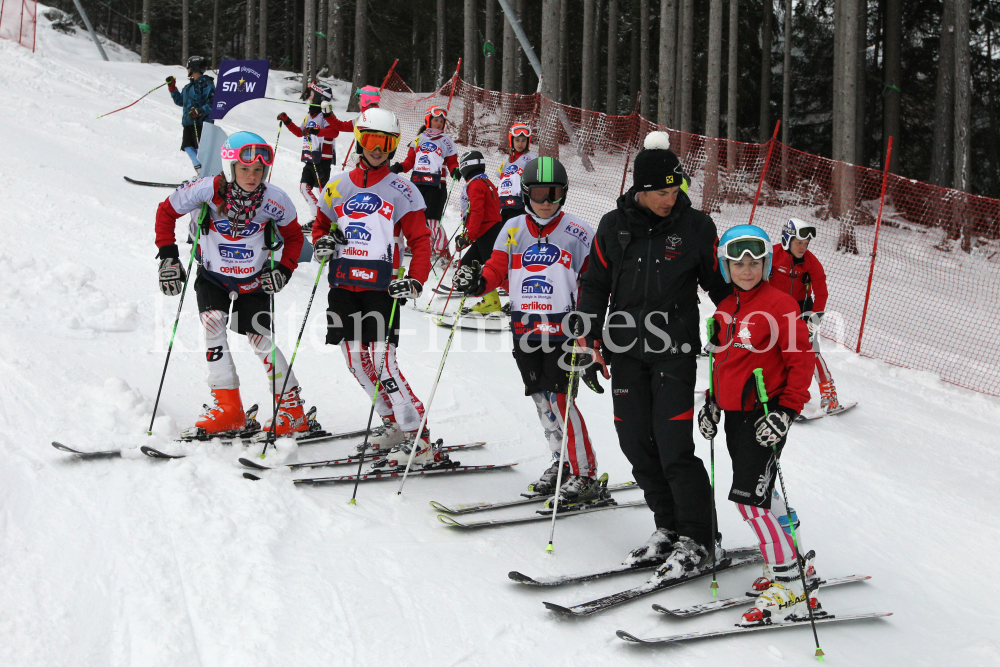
[353,108,401,159]
[780,217,818,250]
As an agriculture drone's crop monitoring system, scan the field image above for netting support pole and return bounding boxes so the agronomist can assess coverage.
[71,0,109,61]
[446,58,462,112]
[618,92,642,196]
[748,121,780,226]
[856,136,893,355]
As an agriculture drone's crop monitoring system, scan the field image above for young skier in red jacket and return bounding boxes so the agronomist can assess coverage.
[453,150,504,316]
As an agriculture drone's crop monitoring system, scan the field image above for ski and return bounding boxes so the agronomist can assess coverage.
[509,546,758,587]
[652,575,872,618]
[434,313,508,333]
[238,441,486,471]
[797,402,858,421]
[616,612,893,645]
[441,499,646,530]
[431,480,638,515]
[542,554,762,617]
[140,445,186,459]
[124,175,183,188]
[51,441,121,459]
[244,461,518,484]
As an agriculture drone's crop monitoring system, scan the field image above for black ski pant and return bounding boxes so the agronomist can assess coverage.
[610,354,714,548]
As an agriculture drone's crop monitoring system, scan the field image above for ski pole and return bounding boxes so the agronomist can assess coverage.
[705,317,719,595]
[97,81,168,118]
[424,225,467,312]
[259,254,330,454]
[269,249,276,435]
[349,266,407,503]
[147,205,206,435]
[752,367,824,660]
[546,333,582,553]
[396,291,470,495]
[268,121,282,183]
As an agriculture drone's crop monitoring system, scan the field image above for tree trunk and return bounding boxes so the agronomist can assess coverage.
[674,0,683,126]
[259,0,268,62]
[727,0,737,140]
[464,0,477,86]
[759,0,772,142]
[560,0,569,103]
[882,0,900,171]
[211,0,219,67]
[246,0,255,60]
[582,0,597,110]
[316,0,326,70]
[502,0,518,93]
[640,0,650,118]
[302,0,316,92]
[833,0,859,252]
[437,0,446,89]
[629,12,640,108]
[781,0,790,145]
[855,2,866,167]
[485,0,497,90]
[953,0,971,193]
[594,0,604,109]
[516,0,527,92]
[606,0,619,113]
[293,0,301,71]
[140,0,150,63]
[703,0,723,210]
[348,0,366,111]
[930,0,955,188]
[328,0,341,78]
[182,0,189,63]
[540,0,561,156]
[657,0,676,125]
[131,0,137,53]
[680,0,693,133]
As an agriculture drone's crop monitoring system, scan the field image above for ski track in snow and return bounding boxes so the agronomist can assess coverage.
[1,10,999,666]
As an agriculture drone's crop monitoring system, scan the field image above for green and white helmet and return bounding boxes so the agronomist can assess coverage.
[520,156,569,215]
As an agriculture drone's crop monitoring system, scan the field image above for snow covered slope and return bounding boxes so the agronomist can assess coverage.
[1,13,999,666]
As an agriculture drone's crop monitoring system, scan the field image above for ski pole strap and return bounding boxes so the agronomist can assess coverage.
[752,368,769,416]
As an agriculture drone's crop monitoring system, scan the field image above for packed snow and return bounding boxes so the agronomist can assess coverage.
[1,12,999,666]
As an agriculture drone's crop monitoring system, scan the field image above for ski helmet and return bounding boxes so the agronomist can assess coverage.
[221,131,275,182]
[521,156,569,214]
[459,150,486,180]
[717,225,773,283]
[356,85,381,110]
[186,55,207,74]
[353,108,401,159]
[308,82,333,106]
[780,217,818,251]
[509,122,531,151]
[424,105,448,128]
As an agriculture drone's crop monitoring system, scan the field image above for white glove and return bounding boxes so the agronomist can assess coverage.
[321,100,333,114]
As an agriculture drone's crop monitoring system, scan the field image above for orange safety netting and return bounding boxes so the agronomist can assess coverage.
[377,71,1000,397]
[0,0,37,52]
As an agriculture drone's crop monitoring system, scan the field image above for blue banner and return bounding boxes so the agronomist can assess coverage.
[211,60,270,120]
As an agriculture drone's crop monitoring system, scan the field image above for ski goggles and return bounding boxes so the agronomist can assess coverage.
[721,237,768,261]
[222,143,275,166]
[354,129,400,153]
[426,106,448,119]
[788,225,817,241]
[527,184,565,204]
[356,87,381,109]
[510,124,531,138]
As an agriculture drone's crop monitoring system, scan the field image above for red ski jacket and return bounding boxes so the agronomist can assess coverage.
[464,177,502,241]
[710,281,814,414]
[283,112,339,159]
[324,113,356,134]
[397,146,460,178]
[769,243,828,313]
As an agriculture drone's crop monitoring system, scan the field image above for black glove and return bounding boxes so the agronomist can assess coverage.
[698,399,721,440]
[452,261,485,295]
[304,126,320,136]
[754,407,796,448]
[166,76,176,86]
[450,168,461,180]
[581,358,605,394]
[389,163,404,174]
[260,264,292,294]
[301,220,314,235]
[455,233,471,251]
[158,257,186,296]
[188,108,201,118]
[388,277,422,300]
[313,228,347,257]
[278,112,291,124]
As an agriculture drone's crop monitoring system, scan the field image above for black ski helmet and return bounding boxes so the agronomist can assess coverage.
[520,156,569,213]
[186,55,207,74]
[308,82,333,106]
[459,150,486,180]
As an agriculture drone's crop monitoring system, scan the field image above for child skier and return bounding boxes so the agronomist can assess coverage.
[698,224,825,627]
[452,157,605,506]
[277,83,339,227]
[454,150,503,317]
[496,122,537,222]
[166,55,215,177]
[154,131,310,437]
[311,108,442,465]
[390,106,460,258]
[769,218,842,413]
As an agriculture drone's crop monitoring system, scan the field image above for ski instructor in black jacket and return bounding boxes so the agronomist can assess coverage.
[576,131,732,579]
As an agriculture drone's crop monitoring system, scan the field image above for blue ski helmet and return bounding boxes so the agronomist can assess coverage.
[221,131,275,182]
[780,217,818,250]
[718,224,773,283]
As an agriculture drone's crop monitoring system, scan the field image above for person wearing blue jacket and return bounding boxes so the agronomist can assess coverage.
[166,55,215,176]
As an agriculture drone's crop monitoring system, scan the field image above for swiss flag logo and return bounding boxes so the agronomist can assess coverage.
[558,249,573,269]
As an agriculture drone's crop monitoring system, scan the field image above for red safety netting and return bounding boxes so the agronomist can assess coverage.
[0,0,37,51]
[377,71,1000,397]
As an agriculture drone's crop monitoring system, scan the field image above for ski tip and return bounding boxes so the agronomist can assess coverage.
[428,500,451,513]
[616,630,644,643]
[238,457,270,471]
[651,604,674,615]
[437,514,462,527]
[507,571,538,584]
[542,601,575,615]
[140,445,184,459]
[51,441,75,453]
[243,472,262,481]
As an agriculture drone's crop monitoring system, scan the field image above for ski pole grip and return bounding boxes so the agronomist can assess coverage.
[752,368,770,416]
[705,317,716,396]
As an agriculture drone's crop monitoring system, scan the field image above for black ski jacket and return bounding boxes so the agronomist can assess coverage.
[578,188,731,363]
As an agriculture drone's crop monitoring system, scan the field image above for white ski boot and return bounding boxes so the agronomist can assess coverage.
[746,550,818,597]
[528,454,570,495]
[648,536,714,583]
[740,559,826,626]
[544,473,612,510]
[376,430,451,469]
[358,417,405,453]
[623,527,679,566]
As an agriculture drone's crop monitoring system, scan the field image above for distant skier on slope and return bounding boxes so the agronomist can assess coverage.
[698,224,826,627]
[453,157,607,508]
[769,218,844,415]
[277,83,339,229]
[166,55,215,178]
[311,108,445,467]
[453,150,503,319]
[154,132,310,437]
[390,106,460,260]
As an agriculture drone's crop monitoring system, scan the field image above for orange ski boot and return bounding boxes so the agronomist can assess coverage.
[194,388,246,434]
[263,386,310,437]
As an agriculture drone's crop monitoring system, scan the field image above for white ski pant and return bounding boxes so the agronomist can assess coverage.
[300,182,319,220]
[201,310,297,393]
[737,501,798,566]
[340,341,425,431]
[530,391,596,477]
[427,218,448,255]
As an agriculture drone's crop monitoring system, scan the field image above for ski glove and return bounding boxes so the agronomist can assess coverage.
[260,264,292,294]
[389,163,404,174]
[388,277,422,300]
[166,76,176,87]
[452,261,485,295]
[454,233,471,251]
[189,108,202,118]
[158,257,187,296]
[320,100,333,114]
[450,168,461,180]
[803,311,824,337]
[754,407,795,448]
[698,400,721,440]
[581,359,605,395]
[278,112,291,124]
[313,228,347,258]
